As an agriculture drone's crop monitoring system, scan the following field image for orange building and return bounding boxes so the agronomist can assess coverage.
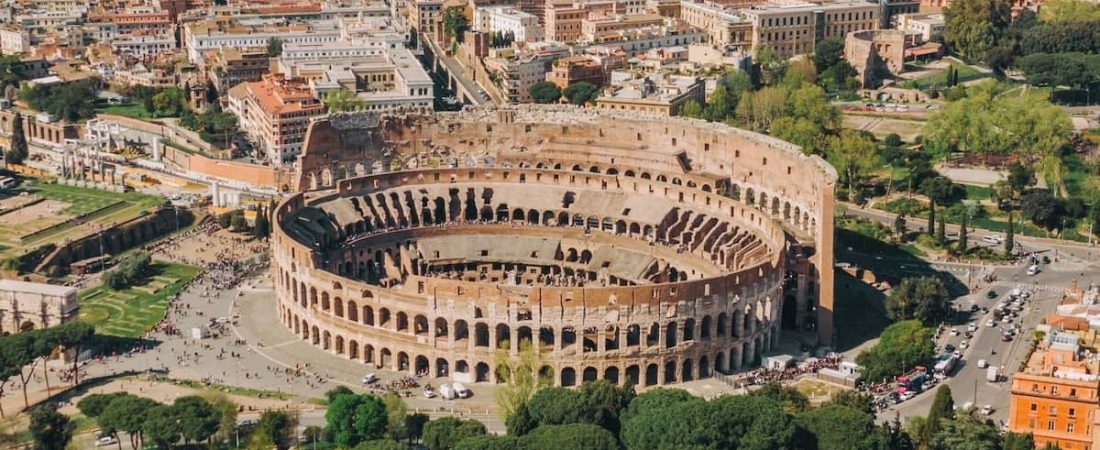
[225,74,326,164]
[1009,331,1100,450]
[545,55,605,88]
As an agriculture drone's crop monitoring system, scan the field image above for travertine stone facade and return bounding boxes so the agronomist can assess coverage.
[273,106,836,387]
[0,279,78,335]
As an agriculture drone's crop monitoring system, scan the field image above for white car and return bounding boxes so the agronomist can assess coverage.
[1027,265,1040,276]
[967,323,977,332]
[96,436,118,447]
[986,319,996,327]
[900,391,916,401]
[977,359,988,368]
[424,387,436,399]
[362,373,378,384]
[959,340,969,350]
[982,235,1003,244]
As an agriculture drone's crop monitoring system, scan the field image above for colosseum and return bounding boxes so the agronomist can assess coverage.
[271,106,836,387]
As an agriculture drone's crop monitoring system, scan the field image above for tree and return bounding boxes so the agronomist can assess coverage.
[422,417,486,450]
[826,130,879,195]
[958,213,969,254]
[253,209,271,238]
[382,392,409,441]
[886,277,952,325]
[442,7,468,43]
[173,396,222,444]
[354,439,408,450]
[267,37,283,57]
[142,405,182,450]
[895,213,908,240]
[936,216,946,243]
[943,0,1012,62]
[928,413,1001,450]
[8,111,26,165]
[528,82,562,104]
[326,393,388,447]
[28,405,73,450]
[679,100,704,119]
[1040,0,1100,22]
[99,394,158,449]
[231,213,250,232]
[454,435,518,450]
[704,85,736,122]
[922,385,956,445]
[798,404,879,450]
[1006,163,1036,195]
[735,86,787,132]
[1021,189,1059,229]
[749,382,810,414]
[323,89,366,112]
[855,320,935,382]
[753,46,788,86]
[516,423,617,450]
[562,82,599,105]
[77,393,126,418]
[1002,432,1035,450]
[255,409,297,450]
[782,58,817,89]
[404,413,429,443]
[814,37,846,73]
[1005,211,1015,255]
[496,341,550,427]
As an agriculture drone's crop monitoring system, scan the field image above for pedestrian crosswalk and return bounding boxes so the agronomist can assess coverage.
[988,281,1067,294]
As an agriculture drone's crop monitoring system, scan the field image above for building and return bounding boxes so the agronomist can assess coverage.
[275,41,433,112]
[545,55,606,88]
[743,1,880,58]
[595,72,704,116]
[581,13,665,40]
[1009,330,1099,450]
[544,0,588,43]
[844,29,904,88]
[114,63,177,88]
[0,25,31,55]
[896,12,944,43]
[0,279,78,335]
[226,74,327,164]
[183,18,343,64]
[474,6,544,42]
[277,105,836,388]
[679,0,753,51]
[878,0,919,28]
[207,47,271,92]
[484,42,571,102]
[409,0,444,39]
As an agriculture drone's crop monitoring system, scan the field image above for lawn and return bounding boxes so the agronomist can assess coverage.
[26,182,163,217]
[908,60,989,90]
[96,103,151,119]
[79,261,202,338]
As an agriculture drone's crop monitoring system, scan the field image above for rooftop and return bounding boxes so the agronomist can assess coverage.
[0,279,77,298]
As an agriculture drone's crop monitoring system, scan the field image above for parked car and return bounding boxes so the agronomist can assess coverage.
[362,373,378,385]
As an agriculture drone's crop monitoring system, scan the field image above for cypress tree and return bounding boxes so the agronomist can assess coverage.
[958,214,968,255]
[8,111,27,165]
[936,216,946,244]
[922,385,955,445]
[1005,211,1015,256]
[927,201,936,235]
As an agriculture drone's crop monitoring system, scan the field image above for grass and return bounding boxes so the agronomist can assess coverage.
[26,182,163,217]
[963,184,992,201]
[907,60,988,90]
[157,377,296,400]
[78,262,202,338]
[95,103,151,119]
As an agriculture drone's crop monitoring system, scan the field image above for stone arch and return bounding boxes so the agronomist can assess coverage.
[334,297,344,318]
[582,366,598,383]
[715,352,726,374]
[322,330,331,350]
[415,355,429,375]
[321,292,330,312]
[396,311,408,332]
[476,362,491,382]
[645,364,658,386]
[363,305,375,326]
[701,315,712,340]
[349,340,359,359]
[455,319,470,342]
[496,323,511,350]
[475,323,490,347]
[347,300,358,322]
[682,359,694,381]
[561,367,577,387]
[664,360,676,384]
[699,356,710,378]
[335,335,345,354]
[665,321,677,348]
[604,366,620,384]
[435,318,449,338]
[414,314,429,336]
[380,308,391,327]
[436,358,449,377]
[398,351,410,371]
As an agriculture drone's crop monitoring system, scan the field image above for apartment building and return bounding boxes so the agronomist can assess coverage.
[207,47,271,91]
[226,74,327,163]
[545,55,606,87]
[484,42,571,102]
[596,72,704,115]
[409,0,444,38]
[0,26,31,55]
[114,63,177,88]
[545,0,588,42]
[1009,330,1099,450]
[743,1,879,58]
[896,12,944,43]
[679,0,753,50]
[183,18,343,64]
[474,7,544,42]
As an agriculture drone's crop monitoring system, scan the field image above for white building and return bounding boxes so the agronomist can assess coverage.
[0,279,78,335]
[183,18,344,64]
[474,7,544,42]
[896,13,944,43]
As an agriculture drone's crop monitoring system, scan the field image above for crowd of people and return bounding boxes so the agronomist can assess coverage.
[732,352,844,387]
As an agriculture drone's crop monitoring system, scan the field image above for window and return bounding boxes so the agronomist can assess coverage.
[1049,406,1057,415]
[1071,388,1078,397]
[1069,408,1076,417]
[1052,386,1059,395]
[1068,422,1075,433]
[1030,403,1037,412]
[1048,420,1055,431]
[1028,418,1036,429]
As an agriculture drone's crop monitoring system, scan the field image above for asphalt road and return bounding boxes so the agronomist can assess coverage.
[876,256,1092,425]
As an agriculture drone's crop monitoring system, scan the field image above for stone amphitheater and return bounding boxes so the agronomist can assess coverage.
[271,106,837,387]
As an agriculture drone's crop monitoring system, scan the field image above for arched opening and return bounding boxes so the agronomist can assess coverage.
[436,358,449,377]
[435,318,449,338]
[561,367,577,387]
[699,356,711,378]
[415,355,429,375]
[456,360,470,375]
[663,361,676,384]
[682,360,694,382]
[604,367,620,384]
[398,352,410,371]
[683,318,695,342]
[582,367,598,383]
[715,352,726,375]
[496,324,511,350]
[475,323,490,347]
[701,316,712,340]
[538,326,555,350]
[349,340,359,360]
[396,312,409,332]
[783,295,798,330]
[455,320,470,342]
[517,326,533,348]
[665,322,677,348]
[380,348,393,368]
[476,362,491,382]
[645,364,658,386]
[347,301,358,322]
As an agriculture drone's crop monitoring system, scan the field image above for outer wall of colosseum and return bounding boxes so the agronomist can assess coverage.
[272,106,837,387]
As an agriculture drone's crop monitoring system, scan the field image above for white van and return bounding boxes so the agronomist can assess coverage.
[439,384,456,400]
[1027,265,1039,276]
[453,383,470,398]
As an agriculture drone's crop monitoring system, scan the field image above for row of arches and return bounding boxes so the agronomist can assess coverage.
[284,306,779,386]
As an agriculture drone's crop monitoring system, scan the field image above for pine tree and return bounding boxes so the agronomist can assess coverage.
[894,213,907,241]
[8,111,27,165]
[958,214,968,255]
[921,385,955,445]
[1005,211,1015,256]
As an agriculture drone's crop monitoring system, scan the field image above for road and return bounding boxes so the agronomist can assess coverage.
[876,254,1094,425]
